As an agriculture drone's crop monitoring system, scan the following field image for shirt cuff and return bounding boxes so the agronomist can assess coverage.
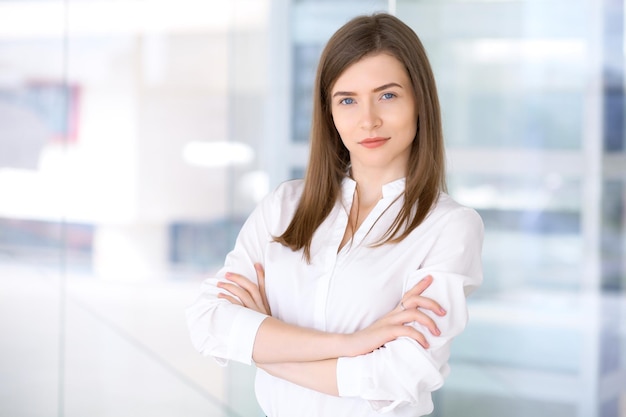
[228,307,268,365]
[336,355,369,397]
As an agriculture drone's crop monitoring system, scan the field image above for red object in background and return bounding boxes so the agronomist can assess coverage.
[0,81,81,169]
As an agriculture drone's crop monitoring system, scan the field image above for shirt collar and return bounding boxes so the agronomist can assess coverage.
[341,176,406,200]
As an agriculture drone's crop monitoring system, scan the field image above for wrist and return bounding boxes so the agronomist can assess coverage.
[334,332,357,358]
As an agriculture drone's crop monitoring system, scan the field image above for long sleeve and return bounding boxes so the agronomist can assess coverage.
[336,207,484,414]
[185,190,278,366]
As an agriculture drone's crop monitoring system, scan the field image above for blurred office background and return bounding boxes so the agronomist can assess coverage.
[0,0,624,416]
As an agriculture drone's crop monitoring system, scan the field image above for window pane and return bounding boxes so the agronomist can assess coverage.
[397,0,626,416]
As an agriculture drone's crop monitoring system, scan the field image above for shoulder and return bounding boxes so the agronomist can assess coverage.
[267,179,305,206]
[241,179,304,234]
[255,179,304,221]
[255,179,304,233]
[428,192,484,234]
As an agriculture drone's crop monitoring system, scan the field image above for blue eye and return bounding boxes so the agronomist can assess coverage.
[340,97,355,105]
[381,92,396,100]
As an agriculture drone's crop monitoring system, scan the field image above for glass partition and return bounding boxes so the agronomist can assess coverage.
[0,0,271,416]
[395,0,626,416]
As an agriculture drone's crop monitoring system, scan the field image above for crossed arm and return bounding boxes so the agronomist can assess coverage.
[217,263,446,396]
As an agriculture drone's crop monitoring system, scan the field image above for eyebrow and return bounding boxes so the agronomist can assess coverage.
[332,82,404,98]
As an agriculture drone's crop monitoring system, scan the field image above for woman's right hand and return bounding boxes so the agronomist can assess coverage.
[346,275,445,355]
[217,263,271,315]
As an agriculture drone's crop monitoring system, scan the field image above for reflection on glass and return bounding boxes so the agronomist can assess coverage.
[397,0,626,416]
[0,1,270,416]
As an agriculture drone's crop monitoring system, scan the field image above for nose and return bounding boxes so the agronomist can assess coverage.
[359,101,382,130]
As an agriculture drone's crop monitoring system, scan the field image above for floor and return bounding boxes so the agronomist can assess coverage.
[0,260,261,417]
[1,258,625,417]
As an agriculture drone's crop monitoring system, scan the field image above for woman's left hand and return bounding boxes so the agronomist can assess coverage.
[217,263,271,315]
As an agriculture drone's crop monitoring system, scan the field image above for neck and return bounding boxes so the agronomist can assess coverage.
[349,161,405,189]
[349,154,407,182]
[349,169,403,206]
[354,182,382,209]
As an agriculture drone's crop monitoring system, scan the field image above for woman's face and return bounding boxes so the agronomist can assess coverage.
[330,53,417,180]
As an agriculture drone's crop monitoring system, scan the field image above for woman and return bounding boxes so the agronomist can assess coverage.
[186,12,483,417]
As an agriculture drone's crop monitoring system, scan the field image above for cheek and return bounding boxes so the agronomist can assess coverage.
[397,110,418,136]
[334,126,354,152]
[332,113,351,138]
[331,122,347,148]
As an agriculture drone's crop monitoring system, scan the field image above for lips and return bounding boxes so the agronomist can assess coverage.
[359,137,390,149]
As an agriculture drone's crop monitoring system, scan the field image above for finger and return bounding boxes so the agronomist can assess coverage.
[217,292,243,306]
[406,275,433,296]
[404,294,446,316]
[224,272,255,290]
[394,309,441,336]
[411,310,440,336]
[255,264,271,315]
[225,272,264,307]
[397,326,429,349]
[218,281,256,308]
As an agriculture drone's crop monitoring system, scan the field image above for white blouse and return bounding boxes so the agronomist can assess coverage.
[186,177,484,417]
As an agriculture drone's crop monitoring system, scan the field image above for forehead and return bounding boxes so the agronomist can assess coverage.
[332,53,410,91]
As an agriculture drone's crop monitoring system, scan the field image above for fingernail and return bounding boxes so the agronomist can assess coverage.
[439,307,446,315]
[225,272,232,278]
[435,328,441,336]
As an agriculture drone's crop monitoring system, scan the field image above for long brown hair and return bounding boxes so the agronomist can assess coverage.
[275,13,446,262]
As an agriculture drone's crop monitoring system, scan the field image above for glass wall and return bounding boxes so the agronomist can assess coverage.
[394,0,626,416]
[0,0,624,416]
[0,1,271,416]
